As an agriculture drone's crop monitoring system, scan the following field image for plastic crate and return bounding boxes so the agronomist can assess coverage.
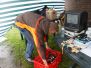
[34,49,62,68]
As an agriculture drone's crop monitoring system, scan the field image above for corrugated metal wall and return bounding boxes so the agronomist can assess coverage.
[0,0,65,37]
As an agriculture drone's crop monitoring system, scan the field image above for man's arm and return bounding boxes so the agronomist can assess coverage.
[44,35,51,49]
[36,45,48,65]
[34,31,48,66]
[45,42,50,49]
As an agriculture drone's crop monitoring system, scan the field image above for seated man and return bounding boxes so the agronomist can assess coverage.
[59,11,65,26]
[15,9,59,66]
[33,5,49,16]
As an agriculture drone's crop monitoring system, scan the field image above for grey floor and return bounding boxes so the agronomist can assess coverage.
[0,42,17,68]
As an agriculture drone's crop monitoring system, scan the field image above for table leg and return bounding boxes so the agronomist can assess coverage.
[69,63,78,68]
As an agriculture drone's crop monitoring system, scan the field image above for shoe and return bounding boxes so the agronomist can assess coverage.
[26,58,34,63]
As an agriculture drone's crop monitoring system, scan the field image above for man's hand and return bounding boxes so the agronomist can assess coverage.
[45,42,51,49]
[42,59,49,68]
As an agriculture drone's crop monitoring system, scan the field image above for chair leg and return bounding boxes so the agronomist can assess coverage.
[20,32,24,40]
[25,39,27,46]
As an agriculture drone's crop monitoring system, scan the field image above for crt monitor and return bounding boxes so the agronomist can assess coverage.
[64,11,88,33]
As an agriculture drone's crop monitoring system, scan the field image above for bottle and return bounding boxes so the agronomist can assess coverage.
[47,54,56,64]
[61,28,64,38]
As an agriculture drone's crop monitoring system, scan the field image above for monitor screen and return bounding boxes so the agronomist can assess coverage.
[67,14,78,24]
[64,11,88,33]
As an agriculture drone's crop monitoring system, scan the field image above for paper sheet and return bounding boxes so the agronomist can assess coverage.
[80,47,91,57]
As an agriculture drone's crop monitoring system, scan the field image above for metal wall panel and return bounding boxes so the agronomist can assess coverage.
[0,0,65,37]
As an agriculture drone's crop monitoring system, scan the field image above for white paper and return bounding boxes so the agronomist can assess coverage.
[80,47,91,57]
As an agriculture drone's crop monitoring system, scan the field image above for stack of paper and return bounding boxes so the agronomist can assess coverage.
[80,47,91,57]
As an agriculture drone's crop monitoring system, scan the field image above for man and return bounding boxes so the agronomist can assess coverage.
[15,10,59,66]
[59,11,65,26]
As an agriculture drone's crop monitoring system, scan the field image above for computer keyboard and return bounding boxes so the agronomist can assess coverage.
[75,37,91,44]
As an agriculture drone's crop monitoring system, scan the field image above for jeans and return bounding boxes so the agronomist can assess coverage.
[18,28,34,60]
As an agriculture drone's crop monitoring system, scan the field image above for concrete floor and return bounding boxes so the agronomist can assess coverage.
[0,37,7,43]
[0,42,17,68]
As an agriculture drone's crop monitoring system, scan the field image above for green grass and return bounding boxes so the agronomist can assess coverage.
[5,27,72,68]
